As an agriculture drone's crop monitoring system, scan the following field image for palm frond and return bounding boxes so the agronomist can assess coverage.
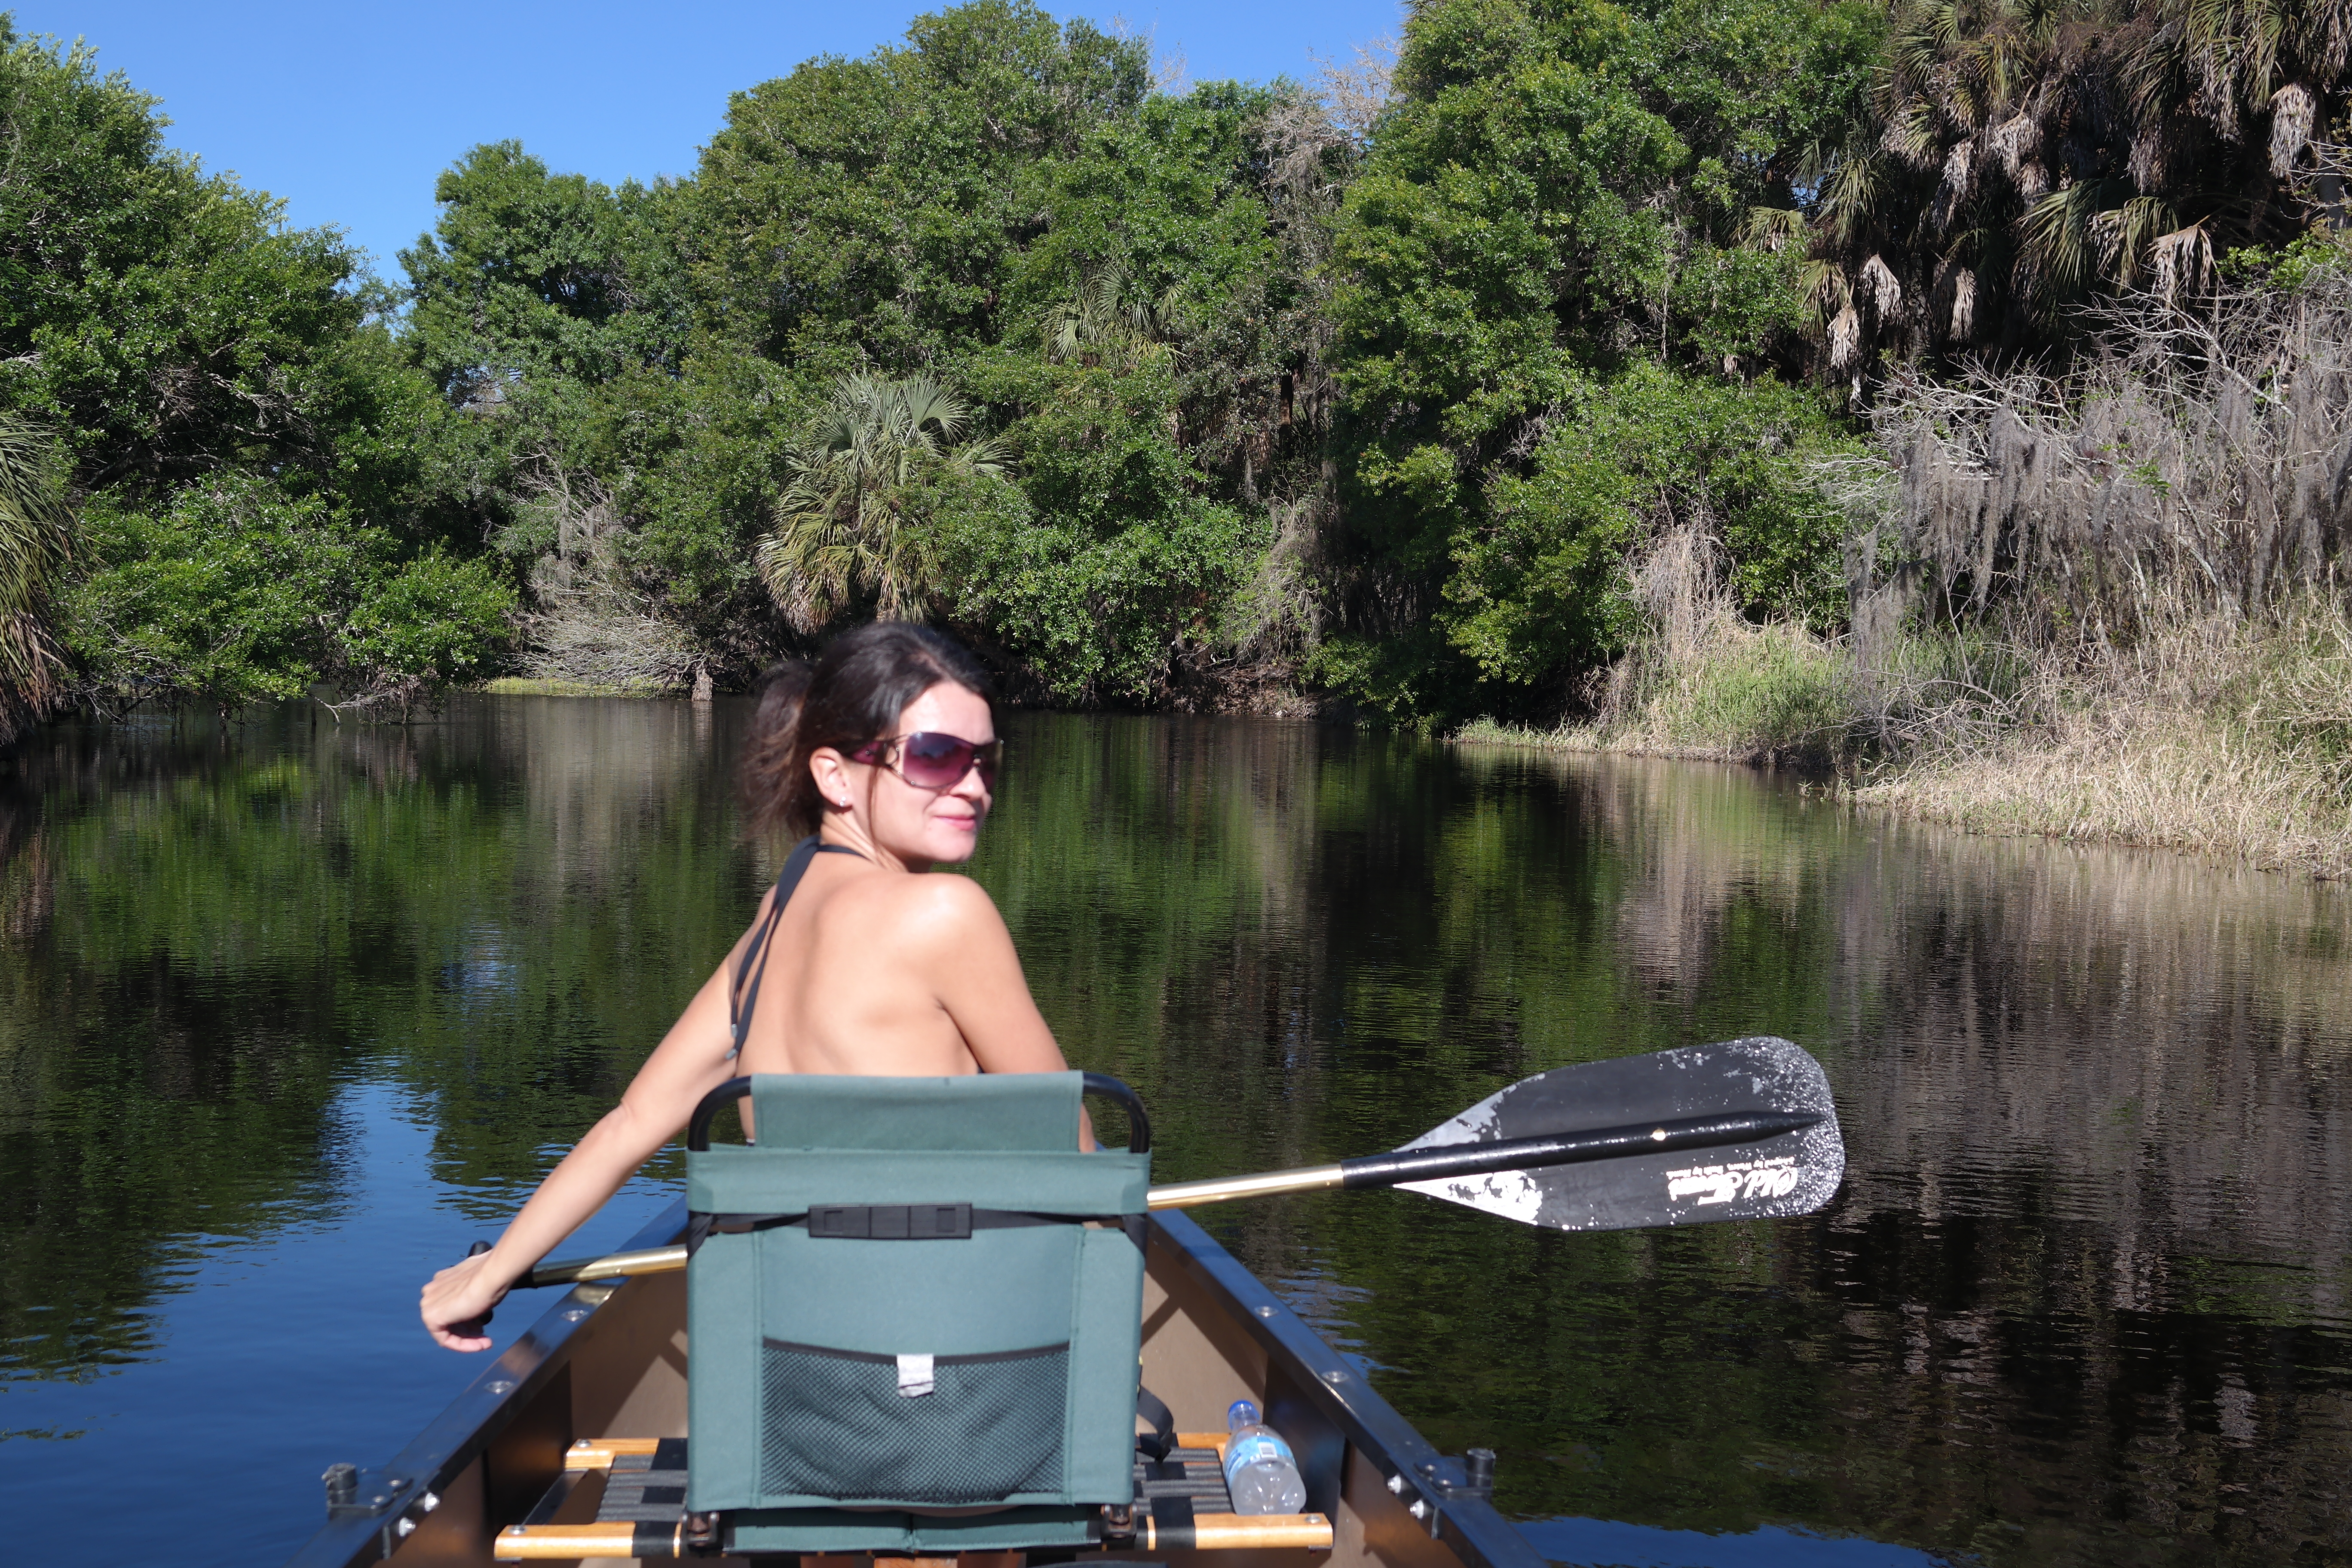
[757,374,1011,630]
[0,416,74,699]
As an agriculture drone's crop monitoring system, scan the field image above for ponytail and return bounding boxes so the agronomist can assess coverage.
[737,623,998,840]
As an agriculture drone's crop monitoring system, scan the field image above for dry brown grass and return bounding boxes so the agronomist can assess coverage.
[1855,606,2352,878]
[1460,603,2352,879]
[1856,704,2352,877]
[1457,618,1860,764]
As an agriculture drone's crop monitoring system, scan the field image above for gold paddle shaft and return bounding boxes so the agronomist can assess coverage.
[528,1243,686,1287]
[521,1164,1349,1288]
[1146,1163,1345,1209]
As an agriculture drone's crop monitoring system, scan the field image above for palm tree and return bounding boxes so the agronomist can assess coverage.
[1785,0,2352,382]
[757,374,1010,631]
[1042,259,1179,371]
[0,416,73,741]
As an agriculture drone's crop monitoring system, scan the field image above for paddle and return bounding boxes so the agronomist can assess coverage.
[510,1036,1843,1289]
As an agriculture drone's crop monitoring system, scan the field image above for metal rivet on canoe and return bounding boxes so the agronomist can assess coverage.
[487,1379,514,1394]
[421,1492,439,1513]
[1321,1369,1346,1384]
[1386,1473,1406,1494]
[562,1308,589,1321]
[396,1519,416,1539]
[1409,1500,1429,1519]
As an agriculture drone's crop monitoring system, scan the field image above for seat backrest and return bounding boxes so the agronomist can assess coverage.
[684,1072,1150,1516]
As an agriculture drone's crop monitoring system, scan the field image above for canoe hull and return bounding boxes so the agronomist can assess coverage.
[287,1204,1540,1568]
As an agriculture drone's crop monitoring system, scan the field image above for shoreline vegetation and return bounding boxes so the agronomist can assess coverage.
[1451,267,2352,881]
[6,2,2352,879]
[1452,610,2352,880]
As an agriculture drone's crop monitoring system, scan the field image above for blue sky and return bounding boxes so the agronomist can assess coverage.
[7,1,1402,283]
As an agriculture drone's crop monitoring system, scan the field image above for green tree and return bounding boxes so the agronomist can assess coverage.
[1043,258,1177,371]
[0,23,424,506]
[0,20,516,716]
[683,0,1152,371]
[441,3,1328,699]
[63,477,512,710]
[1322,0,1880,719]
[401,140,688,402]
[759,374,1009,629]
[1452,369,1852,686]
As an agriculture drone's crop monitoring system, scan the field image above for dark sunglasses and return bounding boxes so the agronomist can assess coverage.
[848,731,1003,790]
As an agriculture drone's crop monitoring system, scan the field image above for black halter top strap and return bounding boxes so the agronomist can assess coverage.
[727,836,864,1061]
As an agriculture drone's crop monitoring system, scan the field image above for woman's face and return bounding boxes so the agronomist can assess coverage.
[833,680,996,867]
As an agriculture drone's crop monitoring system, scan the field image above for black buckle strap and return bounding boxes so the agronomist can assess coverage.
[695,1205,1135,1242]
[1149,1493,1197,1548]
[1135,1385,1177,1462]
[808,1203,972,1240]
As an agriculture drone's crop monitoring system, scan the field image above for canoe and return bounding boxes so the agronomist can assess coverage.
[284,1199,1545,1568]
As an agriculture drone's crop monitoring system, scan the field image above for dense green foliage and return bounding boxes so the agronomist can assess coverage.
[12,0,2349,726]
[1316,0,1882,719]
[0,20,512,711]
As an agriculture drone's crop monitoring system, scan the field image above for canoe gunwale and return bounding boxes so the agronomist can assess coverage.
[1144,1210,1545,1568]
[283,1199,692,1568]
[282,1200,1547,1568]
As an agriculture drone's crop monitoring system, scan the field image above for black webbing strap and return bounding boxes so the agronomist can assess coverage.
[629,1521,682,1559]
[1136,1385,1177,1462]
[728,837,861,1061]
[1149,1493,1197,1548]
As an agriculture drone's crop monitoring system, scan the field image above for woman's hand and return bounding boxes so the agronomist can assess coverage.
[411,956,744,1350]
[421,1248,511,1352]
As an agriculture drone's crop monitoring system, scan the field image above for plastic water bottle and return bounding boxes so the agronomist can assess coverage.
[1222,1399,1308,1515]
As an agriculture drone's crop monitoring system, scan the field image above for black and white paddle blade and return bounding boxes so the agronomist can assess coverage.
[1395,1036,1844,1232]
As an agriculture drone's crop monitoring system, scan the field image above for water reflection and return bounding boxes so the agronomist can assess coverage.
[0,702,2346,1568]
[978,720,2352,1566]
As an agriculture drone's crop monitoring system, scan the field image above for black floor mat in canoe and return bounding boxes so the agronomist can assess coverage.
[1135,1446,1237,1511]
[598,1438,691,1523]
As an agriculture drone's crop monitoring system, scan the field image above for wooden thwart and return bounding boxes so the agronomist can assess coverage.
[564,1436,664,1471]
[1145,1511,1335,1551]
[494,1511,1335,1559]
[497,1520,682,1559]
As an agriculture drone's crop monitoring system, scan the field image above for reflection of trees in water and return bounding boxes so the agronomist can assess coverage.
[993,729,2352,1565]
[0,699,759,1381]
[11,702,2349,1558]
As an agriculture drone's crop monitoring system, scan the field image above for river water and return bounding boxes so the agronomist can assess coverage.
[3,698,2349,1567]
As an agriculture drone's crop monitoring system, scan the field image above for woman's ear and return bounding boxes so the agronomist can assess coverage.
[808,747,853,812]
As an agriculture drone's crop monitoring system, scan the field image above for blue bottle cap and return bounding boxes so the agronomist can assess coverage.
[1228,1399,1261,1428]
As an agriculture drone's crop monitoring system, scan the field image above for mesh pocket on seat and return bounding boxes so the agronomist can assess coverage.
[758,1338,1069,1503]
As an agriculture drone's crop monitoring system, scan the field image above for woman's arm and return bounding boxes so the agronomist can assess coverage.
[899,876,1096,1148]
[903,875,1067,1074]
[419,950,747,1351]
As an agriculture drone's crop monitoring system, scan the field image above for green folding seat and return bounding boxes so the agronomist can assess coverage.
[681,1071,1153,1557]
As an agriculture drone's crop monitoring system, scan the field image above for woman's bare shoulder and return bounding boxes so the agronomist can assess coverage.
[832,869,1003,939]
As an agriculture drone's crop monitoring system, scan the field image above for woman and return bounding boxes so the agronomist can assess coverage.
[420,624,1075,1351]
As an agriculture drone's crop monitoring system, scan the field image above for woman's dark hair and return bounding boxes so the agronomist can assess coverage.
[738,623,999,839]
